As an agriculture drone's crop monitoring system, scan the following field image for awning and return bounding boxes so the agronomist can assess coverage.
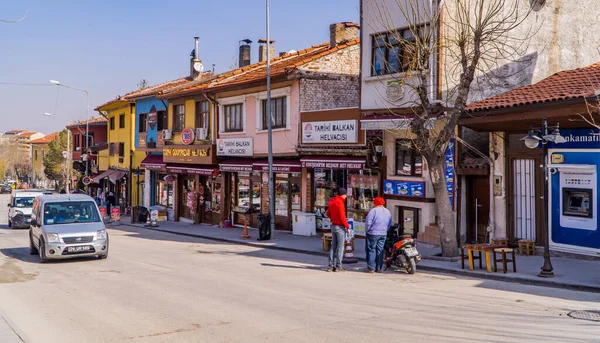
[253,160,302,173]
[300,156,365,170]
[140,154,166,171]
[108,171,127,184]
[166,164,218,176]
[92,169,113,184]
[219,160,254,172]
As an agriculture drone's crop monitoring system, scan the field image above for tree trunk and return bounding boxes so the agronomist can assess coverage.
[428,157,459,257]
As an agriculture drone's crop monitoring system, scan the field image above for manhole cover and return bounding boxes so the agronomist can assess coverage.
[568,310,600,322]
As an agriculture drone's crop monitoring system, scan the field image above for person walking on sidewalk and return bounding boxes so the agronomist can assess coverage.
[325,188,350,272]
[364,197,392,273]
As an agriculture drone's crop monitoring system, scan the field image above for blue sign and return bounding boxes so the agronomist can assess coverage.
[547,128,600,149]
[445,140,455,208]
[384,180,425,197]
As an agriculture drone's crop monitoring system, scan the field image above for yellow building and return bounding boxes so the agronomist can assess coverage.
[29,132,59,188]
[94,98,145,208]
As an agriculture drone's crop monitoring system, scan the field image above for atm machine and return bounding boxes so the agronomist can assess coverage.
[549,150,600,256]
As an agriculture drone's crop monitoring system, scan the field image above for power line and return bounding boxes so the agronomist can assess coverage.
[0,81,52,87]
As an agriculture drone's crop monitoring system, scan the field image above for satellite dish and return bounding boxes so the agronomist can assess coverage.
[194,62,204,72]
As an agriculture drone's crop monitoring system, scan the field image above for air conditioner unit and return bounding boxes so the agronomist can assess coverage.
[196,128,208,141]
[162,129,172,140]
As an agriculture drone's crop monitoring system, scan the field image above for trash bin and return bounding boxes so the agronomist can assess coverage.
[257,214,271,241]
[131,206,149,223]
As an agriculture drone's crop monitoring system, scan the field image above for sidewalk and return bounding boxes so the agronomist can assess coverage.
[113,218,600,293]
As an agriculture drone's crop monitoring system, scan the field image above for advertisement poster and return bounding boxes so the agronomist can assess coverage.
[383,180,425,197]
[445,140,455,209]
[110,207,120,222]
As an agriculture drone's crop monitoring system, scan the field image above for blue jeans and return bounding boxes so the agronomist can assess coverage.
[329,225,346,268]
[365,234,386,271]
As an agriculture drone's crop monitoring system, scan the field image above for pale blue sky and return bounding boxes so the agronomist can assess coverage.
[0,0,359,134]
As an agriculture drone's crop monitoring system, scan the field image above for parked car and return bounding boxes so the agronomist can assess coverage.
[0,185,11,194]
[7,191,45,228]
[29,194,109,262]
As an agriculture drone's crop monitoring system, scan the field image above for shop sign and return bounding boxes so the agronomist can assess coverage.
[445,140,455,209]
[301,160,364,170]
[302,120,358,144]
[163,147,213,164]
[253,162,302,173]
[219,163,253,172]
[547,128,600,149]
[163,175,175,182]
[216,138,253,156]
[148,105,157,130]
[181,128,195,145]
[166,166,217,176]
[384,180,425,197]
[360,118,410,130]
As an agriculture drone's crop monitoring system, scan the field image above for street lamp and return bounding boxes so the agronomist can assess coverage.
[43,112,72,193]
[49,80,90,189]
[521,118,565,278]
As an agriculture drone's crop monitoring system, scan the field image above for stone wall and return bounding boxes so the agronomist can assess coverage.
[299,76,359,112]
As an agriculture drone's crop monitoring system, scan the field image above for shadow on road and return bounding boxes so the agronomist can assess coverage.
[474,280,600,303]
[1,247,100,264]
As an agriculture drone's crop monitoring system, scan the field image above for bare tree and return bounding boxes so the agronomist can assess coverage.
[364,0,534,256]
[137,79,149,90]
[0,141,31,181]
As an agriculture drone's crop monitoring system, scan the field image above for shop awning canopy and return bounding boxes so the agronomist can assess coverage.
[92,169,113,184]
[140,154,166,171]
[253,160,302,173]
[219,160,254,172]
[166,164,218,176]
[300,156,365,170]
[92,169,127,184]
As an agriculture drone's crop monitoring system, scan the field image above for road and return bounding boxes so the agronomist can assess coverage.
[0,194,599,343]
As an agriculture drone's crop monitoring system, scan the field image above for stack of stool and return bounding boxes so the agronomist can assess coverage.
[518,239,536,255]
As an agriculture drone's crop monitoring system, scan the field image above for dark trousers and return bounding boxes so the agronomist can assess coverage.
[366,234,386,271]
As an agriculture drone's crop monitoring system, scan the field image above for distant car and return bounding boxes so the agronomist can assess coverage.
[29,194,109,262]
[7,191,45,228]
[0,185,11,194]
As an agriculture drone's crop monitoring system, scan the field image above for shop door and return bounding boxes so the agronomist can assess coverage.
[180,176,196,221]
[508,156,542,242]
[275,179,290,229]
[466,175,490,243]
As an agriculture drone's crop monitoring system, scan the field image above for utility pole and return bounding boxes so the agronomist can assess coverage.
[266,0,275,238]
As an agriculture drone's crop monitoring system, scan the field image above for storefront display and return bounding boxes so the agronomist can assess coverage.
[155,173,174,209]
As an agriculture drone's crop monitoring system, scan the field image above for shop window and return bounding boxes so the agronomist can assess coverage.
[195,100,210,135]
[261,97,286,130]
[224,104,244,132]
[395,139,423,176]
[119,114,125,129]
[291,182,301,212]
[139,113,148,133]
[155,174,173,208]
[275,180,289,217]
[314,169,348,229]
[237,178,250,207]
[157,111,168,131]
[173,105,185,132]
[347,172,380,223]
[397,206,420,238]
[207,180,221,213]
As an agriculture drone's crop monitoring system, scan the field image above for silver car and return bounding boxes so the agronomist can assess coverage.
[29,194,109,262]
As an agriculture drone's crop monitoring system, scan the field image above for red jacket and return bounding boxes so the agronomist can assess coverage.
[325,196,349,230]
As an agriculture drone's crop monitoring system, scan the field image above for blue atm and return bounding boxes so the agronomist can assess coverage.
[549,150,600,256]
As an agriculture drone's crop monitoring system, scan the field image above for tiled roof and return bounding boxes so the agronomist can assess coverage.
[67,116,107,128]
[30,132,59,144]
[466,62,600,113]
[17,130,39,138]
[161,39,360,96]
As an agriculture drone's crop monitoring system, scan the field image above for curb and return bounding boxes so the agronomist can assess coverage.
[115,223,600,294]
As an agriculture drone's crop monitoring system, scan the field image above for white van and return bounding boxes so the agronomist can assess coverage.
[7,191,45,228]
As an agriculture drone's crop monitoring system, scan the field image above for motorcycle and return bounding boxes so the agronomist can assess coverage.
[384,223,422,274]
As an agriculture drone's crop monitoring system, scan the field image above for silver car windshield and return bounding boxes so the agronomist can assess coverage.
[44,201,101,225]
[14,197,35,208]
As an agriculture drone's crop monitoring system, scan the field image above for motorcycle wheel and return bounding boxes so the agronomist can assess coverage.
[406,257,416,274]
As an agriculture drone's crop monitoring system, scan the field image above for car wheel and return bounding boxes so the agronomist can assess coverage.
[38,238,48,263]
[29,233,38,255]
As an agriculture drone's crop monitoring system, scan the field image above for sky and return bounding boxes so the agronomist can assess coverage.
[0,0,359,134]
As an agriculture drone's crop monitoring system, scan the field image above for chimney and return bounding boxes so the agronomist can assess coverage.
[258,39,276,62]
[239,39,252,68]
[190,37,203,79]
[330,22,359,48]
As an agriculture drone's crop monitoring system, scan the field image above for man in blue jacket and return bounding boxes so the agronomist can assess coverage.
[364,197,392,273]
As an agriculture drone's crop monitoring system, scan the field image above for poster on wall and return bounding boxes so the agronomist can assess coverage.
[383,180,425,197]
[445,139,455,209]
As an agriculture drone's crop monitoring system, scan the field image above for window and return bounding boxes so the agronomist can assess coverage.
[157,111,168,131]
[86,132,94,147]
[110,117,115,130]
[224,104,243,132]
[139,113,148,133]
[173,105,185,132]
[395,140,423,176]
[119,114,125,128]
[109,143,115,156]
[195,100,210,131]
[118,142,125,157]
[34,149,38,161]
[261,97,286,130]
[371,27,422,76]
[43,201,101,225]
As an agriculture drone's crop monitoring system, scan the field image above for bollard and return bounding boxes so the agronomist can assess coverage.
[241,222,251,239]
[342,238,358,264]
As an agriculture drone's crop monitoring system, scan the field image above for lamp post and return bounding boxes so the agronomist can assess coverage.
[49,80,90,190]
[266,0,275,239]
[44,113,72,193]
[521,118,566,278]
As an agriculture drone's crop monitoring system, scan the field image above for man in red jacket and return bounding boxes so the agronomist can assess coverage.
[325,188,350,272]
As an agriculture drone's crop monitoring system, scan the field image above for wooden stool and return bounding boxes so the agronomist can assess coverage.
[461,245,482,269]
[322,233,332,251]
[493,248,516,273]
[518,239,536,256]
[491,237,508,247]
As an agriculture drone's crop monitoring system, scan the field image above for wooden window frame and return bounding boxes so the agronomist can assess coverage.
[139,113,148,133]
[395,139,423,176]
[173,105,185,132]
[261,96,286,130]
[109,117,115,130]
[118,142,125,158]
[371,27,422,76]
[157,110,168,131]
[223,103,244,133]
[195,100,210,133]
[119,114,125,129]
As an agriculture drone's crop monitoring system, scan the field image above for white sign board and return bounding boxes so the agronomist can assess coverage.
[302,120,358,144]
[360,119,410,130]
[216,138,253,156]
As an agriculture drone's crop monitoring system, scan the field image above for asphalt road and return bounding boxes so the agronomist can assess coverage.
[0,194,599,343]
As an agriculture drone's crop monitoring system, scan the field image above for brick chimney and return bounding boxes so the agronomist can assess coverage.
[258,39,276,62]
[330,22,359,48]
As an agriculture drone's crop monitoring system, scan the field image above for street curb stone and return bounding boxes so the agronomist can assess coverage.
[116,223,600,294]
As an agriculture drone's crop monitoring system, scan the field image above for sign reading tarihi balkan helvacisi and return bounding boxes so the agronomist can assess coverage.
[216,138,253,156]
[302,120,358,144]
